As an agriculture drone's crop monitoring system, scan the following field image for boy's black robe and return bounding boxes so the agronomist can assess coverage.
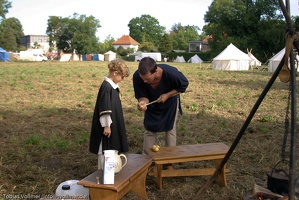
[89,81,128,154]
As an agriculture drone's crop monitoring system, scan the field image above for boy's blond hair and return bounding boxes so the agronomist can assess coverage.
[108,59,130,77]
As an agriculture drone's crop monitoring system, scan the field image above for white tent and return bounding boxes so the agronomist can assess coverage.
[104,51,116,61]
[174,56,186,63]
[188,54,203,63]
[248,53,261,67]
[268,48,299,72]
[213,43,250,70]
[59,53,81,62]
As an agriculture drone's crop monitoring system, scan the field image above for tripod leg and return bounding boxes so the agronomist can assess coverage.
[195,58,285,198]
[288,51,297,199]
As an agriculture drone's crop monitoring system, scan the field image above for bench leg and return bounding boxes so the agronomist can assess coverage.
[213,159,227,186]
[89,188,119,200]
[131,168,148,200]
[156,164,163,190]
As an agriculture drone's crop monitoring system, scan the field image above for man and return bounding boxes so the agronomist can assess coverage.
[133,57,189,169]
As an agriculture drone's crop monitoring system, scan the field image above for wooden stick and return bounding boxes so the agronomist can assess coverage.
[146,99,159,106]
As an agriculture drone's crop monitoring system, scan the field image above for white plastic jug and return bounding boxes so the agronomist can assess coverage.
[55,180,89,199]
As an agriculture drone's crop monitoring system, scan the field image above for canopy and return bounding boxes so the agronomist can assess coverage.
[104,51,116,61]
[248,52,261,67]
[93,54,104,61]
[213,43,250,70]
[188,54,203,63]
[174,56,185,63]
[0,47,9,61]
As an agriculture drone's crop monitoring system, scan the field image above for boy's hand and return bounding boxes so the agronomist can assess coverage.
[103,127,111,138]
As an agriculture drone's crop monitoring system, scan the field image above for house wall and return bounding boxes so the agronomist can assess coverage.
[20,35,50,53]
[113,44,138,53]
[188,41,210,53]
[189,42,200,52]
[201,43,210,52]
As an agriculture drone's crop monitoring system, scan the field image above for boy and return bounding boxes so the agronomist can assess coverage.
[89,59,130,169]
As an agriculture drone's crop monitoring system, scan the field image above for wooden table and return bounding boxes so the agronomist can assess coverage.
[145,142,231,190]
[78,154,152,200]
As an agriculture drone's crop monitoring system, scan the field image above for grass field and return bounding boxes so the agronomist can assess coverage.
[0,61,298,199]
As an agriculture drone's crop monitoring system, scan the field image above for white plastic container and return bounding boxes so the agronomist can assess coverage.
[55,180,89,199]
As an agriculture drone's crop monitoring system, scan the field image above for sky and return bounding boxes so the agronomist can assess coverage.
[5,0,299,42]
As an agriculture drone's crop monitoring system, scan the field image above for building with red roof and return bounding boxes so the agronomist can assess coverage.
[112,35,140,53]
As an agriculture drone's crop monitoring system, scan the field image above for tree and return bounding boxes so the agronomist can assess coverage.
[115,46,134,57]
[170,23,200,50]
[32,41,41,49]
[158,33,172,53]
[46,13,101,54]
[0,26,16,51]
[294,16,299,31]
[0,17,24,51]
[128,14,165,48]
[72,14,100,54]
[46,16,63,52]
[138,35,156,52]
[0,1,24,51]
[99,35,115,54]
[0,0,11,20]
[203,0,285,62]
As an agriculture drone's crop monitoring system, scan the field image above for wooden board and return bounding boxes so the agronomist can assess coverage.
[145,142,230,162]
[78,154,152,192]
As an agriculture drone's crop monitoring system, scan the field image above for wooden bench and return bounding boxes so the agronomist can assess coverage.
[145,142,231,190]
[77,154,152,200]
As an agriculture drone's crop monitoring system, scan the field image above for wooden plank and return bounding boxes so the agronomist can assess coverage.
[154,155,226,164]
[148,168,230,177]
[145,142,229,161]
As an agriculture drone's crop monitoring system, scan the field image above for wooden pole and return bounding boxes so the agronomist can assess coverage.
[195,58,285,198]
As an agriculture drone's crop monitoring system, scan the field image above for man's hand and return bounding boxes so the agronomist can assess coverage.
[137,98,149,111]
[158,91,179,103]
[157,94,169,103]
[137,101,147,111]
